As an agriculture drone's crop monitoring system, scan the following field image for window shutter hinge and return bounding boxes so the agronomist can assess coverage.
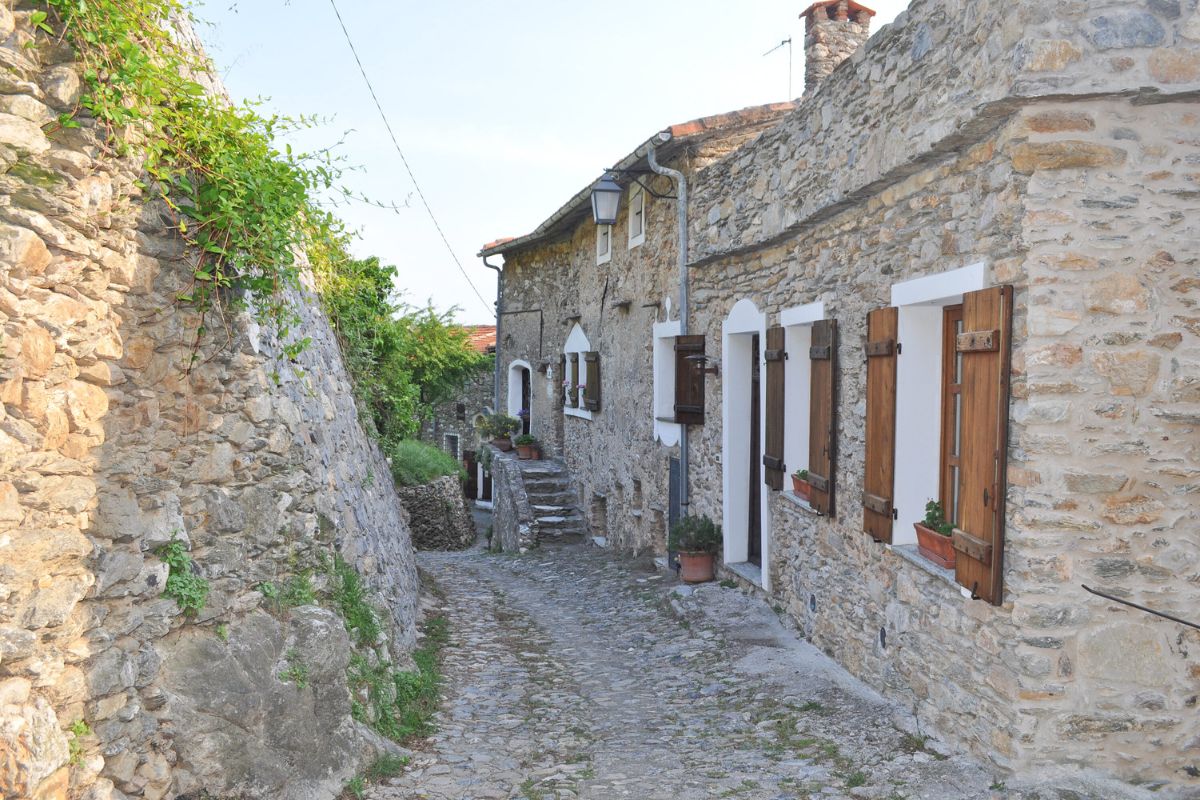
[892,508,898,520]
[896,342,902,355]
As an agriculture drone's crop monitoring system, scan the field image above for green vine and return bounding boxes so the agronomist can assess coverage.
[41,0,347,357]
[157,536,209,616]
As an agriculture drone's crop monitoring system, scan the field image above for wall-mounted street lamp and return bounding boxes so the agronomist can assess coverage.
[590,173,623,226]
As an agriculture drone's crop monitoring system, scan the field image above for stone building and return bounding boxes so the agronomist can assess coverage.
[419,324,495,501]
[481,0,1200,790]
[1,9,418,800]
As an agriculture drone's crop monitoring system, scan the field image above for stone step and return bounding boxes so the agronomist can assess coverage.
[532,504,573,514]
[526,491,576,506]
[536,515,585,530]
[519,464,566,477]
[523,476,570,489]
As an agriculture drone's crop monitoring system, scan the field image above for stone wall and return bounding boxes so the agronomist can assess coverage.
[488,448,534,553]
[491,0,1200,789]
[0,7,419,799]
[419,363,493,461]
[397,476,475,551]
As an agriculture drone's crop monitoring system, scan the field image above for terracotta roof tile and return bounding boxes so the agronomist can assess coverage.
[464,325,496,353]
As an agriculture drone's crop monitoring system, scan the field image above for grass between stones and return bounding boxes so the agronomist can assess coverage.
[339,754,410,800]
[348,615,449,743]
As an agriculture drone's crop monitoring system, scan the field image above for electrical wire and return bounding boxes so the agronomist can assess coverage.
[326,0,493,315]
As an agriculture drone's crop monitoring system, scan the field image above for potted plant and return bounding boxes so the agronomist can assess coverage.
[914,500,956,569]
[791,468,811,502]
[481,413,520,451]
[514,434,538,460]
[668,514,723,584]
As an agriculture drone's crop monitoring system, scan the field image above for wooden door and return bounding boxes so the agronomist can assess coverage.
[748,334,762,565]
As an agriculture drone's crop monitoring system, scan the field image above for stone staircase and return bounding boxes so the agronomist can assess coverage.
[518,460,587,542]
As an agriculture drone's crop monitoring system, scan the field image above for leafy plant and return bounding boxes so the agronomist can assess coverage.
[157,536,209,616]
[215,623,230,643]
[387,440,466,487]
[278,649,309,688]
[922,500,954,537]
[668,514,723,555]
[514,434,537,446]
[331,556,381,648]
[480,413,521,439]
[347,616,448,742]
[793,468,808,480]
[280,572,316,608]
[258,582,279,601]
[67,719,91,766]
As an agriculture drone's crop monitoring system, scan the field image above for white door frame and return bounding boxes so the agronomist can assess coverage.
[721,298,771,591]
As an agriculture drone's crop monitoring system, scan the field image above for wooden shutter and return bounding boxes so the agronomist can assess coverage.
[807,319,838,516]
[559,354,567,408]
[566,353,578,407]
[863,307,898,543]
[583,351,601,411]
[952,285,1013,605]
[674,335,705,425]
[762,326,786,491]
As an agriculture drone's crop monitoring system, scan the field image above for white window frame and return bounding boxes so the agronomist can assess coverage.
[627,186,646,249]
[890,262,985,547]
[563,323,593,421]
[596,224,612,265]
[779,301,825,508]
[652,318,681,446]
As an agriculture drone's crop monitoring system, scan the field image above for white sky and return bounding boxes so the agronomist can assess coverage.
[191,1,913,323]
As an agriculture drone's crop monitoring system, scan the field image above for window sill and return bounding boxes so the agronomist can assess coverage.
[725,561,763,588]
[779,491,822,516]
[564,407,593,421]
[888,543,970,596]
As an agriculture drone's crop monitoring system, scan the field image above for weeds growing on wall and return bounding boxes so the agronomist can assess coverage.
[41,0,350,358]
[347,615,449,742]
[158,537,209,616]
[388,440,467,487]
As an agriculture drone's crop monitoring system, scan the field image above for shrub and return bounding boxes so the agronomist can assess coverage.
[387,440,465,487]
[480,413,520,439]
[668,514,723,555]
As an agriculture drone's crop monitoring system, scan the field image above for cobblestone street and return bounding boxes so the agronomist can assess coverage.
[371,538,1083,800]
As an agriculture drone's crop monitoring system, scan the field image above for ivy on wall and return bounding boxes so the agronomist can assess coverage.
[43,0,344,356]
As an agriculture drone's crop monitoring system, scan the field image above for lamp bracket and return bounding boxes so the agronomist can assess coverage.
[602,167,677,200]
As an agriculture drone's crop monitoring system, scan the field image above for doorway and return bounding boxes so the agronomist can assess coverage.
[748,334,762,566]
[507,360,533,436]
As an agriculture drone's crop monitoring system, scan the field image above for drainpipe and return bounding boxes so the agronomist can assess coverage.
[482,255,503,412]
[646,132,690,514]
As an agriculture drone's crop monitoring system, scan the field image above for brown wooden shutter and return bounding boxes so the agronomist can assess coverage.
[566,353,578,407]
[674,335,705,425]
[762,326,786,491]
[807,319,838,516]
[583,351,601,411]
[863,307,898,543]
[952,285,1013,605]
[559,354,567,408]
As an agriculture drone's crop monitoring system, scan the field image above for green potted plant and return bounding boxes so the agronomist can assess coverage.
[791,468,811,502]
[481,413,520,451]
[514,434,538,460]
[668,514,723,584]
[915,499,956,569]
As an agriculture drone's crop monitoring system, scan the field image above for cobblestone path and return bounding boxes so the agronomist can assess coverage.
[372,542,1094,800]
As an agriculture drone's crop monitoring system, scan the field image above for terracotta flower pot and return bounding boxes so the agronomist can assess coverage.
[516,444,535,460]
[915,523,956,569]
[791,475,811,502]
[678,551,715,584]
[492,437,513,452]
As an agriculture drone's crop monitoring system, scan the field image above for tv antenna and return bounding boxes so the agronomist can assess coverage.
[763,37,793,99]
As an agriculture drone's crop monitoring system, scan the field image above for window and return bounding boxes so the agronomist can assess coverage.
[563,323,595,420]
[869,263,1013,604]
[779,302,825,508]
[444,433,460,461]
[628,186,645,248]
[596,224,612,265]
[455,402,466,421]
[652,319,682,446]
[939,305,964,527]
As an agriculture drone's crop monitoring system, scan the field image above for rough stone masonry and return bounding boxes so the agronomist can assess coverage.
[0,6,419,800]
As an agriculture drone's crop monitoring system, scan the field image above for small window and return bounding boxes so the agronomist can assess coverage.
[628,187,645,248]
[455,402,466,421]
[596,224,612,265]
[444,433,460,461]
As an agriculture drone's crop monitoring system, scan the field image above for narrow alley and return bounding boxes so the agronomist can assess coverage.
[373,540,1133,800]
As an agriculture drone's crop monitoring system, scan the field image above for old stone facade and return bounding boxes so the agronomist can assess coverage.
[396,476,475,550]
[1,8,418,800]
[419,325,495,460]
[482,0,1200,790]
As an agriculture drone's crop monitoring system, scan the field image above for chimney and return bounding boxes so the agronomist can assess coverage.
[801,0,875,95]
